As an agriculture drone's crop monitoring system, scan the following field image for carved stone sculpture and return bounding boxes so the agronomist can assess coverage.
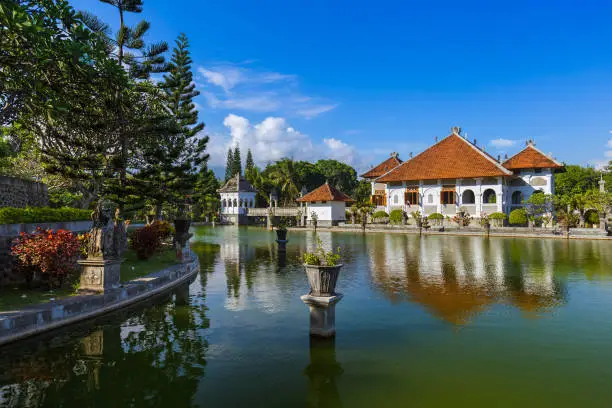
[87,201,126,260]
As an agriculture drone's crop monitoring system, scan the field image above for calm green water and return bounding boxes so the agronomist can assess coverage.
[1,227,612,407]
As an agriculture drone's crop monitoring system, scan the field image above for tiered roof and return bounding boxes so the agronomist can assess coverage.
[377,132,512,182]
[217,174,257,193]
[360,153,402,179]
[296,183,354,203]
[502,144,563,170]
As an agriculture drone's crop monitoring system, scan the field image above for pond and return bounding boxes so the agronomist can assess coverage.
[1,227,612,407]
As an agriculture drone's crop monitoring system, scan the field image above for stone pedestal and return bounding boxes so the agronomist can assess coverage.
[78,258,122,292]
[276,239,288,252]
[301,294,343,337]
[176,243,192,263]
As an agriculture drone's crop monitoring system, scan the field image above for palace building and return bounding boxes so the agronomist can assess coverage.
[361,127,563,217]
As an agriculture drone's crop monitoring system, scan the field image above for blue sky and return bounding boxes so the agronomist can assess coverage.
[72,0,612,173]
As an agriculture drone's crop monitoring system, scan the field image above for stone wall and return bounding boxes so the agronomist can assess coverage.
[0,176,49,208]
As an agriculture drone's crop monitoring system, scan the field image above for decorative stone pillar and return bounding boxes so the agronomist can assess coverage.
[305,336,343,407]
[301,294,343,337]
[78,203,126,293]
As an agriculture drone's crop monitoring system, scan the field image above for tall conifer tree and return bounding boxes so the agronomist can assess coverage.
[139,33,208,217]
[233,145,242,177]
[245,149,255,173]
[225,148,234,182]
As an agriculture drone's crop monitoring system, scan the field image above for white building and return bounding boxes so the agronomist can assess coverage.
[361,127,563,218]
[218,174,257,225]
[297,182,355,226]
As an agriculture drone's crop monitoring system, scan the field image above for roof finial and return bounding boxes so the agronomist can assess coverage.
[409,152,413,158]
[451,126,461,135]
[435,136,438,142]
[390,152,398,158]
[526,138,535,146]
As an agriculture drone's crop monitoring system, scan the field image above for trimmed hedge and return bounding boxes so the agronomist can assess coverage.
[509,208,527,226]
[373,210,389,219]
[489,212,508,227]
[389,209,404,224]
[0,207,91,225]
[428,212,444,220]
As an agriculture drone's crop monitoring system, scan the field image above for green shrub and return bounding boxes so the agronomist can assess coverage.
[389,209,404,224]
[373,210,389,219]
[489,212,507,227]
[428,212,444,220]
[586,211,600,225]
[0,207,91,224]
[509,208,527,226]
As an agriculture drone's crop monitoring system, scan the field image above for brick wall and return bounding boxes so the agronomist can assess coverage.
[0,176,49,208]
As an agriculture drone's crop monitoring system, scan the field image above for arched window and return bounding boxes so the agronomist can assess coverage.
[233,199,237,207]
[483,189,497,204]
[222,199,227,208]
[511,191,523,205]
[462,190,475,204]
[428,194,433,204]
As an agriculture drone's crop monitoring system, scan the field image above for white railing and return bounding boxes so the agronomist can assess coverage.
[246,207,301,217]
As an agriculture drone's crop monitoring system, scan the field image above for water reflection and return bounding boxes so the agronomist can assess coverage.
[369,235,572,324]
[305,337,343,408]
[0,278,208,407]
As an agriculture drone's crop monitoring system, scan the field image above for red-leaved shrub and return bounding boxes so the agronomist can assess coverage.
[148,220,174,241]
[129,225,161,260]
[11,228,81,288]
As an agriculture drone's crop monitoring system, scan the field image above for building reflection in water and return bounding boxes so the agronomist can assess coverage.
[368,234,573,325]
[305,337,343,408]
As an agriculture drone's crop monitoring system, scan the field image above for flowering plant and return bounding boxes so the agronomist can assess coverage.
[11,228,81,287]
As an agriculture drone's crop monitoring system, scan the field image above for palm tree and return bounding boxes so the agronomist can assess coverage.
[267,159,300,206]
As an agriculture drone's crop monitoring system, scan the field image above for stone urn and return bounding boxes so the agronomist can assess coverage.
[276,228,288,241]
[304,264,343,297]
[173,218,193,261]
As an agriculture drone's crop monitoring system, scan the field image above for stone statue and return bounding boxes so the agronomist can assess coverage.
[87,201,127,260]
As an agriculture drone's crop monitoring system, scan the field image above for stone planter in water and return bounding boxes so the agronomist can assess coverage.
[304,264,343,297]
[276,229,288,241]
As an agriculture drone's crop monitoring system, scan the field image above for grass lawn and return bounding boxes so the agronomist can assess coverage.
[120,246,179,282]
[0,286,76,312]
[0,247,179,312]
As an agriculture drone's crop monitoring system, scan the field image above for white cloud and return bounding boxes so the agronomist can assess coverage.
[296,105,338,119]
[489,138,517,148]
[208,114,363,169]
[607,139,612,148]
[196,62,336,118]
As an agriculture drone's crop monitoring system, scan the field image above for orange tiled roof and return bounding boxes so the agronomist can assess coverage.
[502,145,563,170]
[377,133,512,182]
[296,183,355,203]
[360,155,402,178]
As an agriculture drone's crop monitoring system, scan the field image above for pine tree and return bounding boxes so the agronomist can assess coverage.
[245,149,255,173]
[138,33,208,218]
[233,145,242,177]
[225,148,234,182]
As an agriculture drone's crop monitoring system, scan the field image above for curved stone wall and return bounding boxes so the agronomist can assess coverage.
[0,176,48,208]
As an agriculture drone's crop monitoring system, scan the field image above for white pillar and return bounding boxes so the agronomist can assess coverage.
[476,178,483,215]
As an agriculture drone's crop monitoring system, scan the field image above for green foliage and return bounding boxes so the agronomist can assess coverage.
[314,159,358,195]
[586,210,600,225]
[489,212,507,227]
[428,212,444,220]
[302,237,342,266]
[266,158,300,205]
[353,180,372,204]
[389,209,404,224]
[373,211,389,219]
[509,208,528,225]
[225,148,234,182]
[233,145,242,177]
[555,165,600,199]
[0,207,91,225]
[245,149,255,173]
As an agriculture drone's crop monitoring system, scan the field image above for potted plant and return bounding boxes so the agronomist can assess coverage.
[275,218,288,241]
[302,237,342,296]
